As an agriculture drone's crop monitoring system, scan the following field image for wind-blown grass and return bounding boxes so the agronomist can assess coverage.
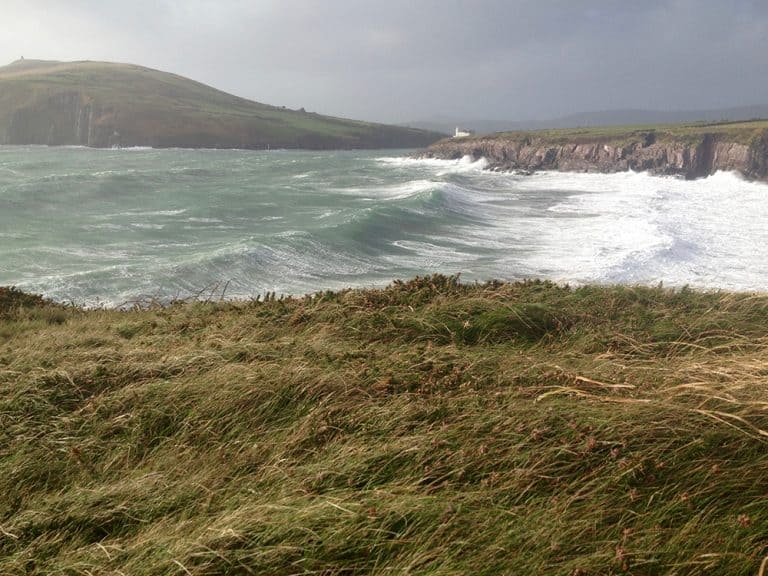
[1,276,767,574]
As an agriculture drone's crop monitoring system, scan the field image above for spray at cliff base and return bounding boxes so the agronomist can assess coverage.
[1,146,767,306]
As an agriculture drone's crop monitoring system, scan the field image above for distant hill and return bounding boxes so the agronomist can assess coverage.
[406,105,768,135]
[0,59,442,149]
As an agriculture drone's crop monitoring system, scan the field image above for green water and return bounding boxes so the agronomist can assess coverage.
[1,146,767,305]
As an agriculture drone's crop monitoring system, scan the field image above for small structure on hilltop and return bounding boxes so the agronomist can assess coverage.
[454,126,474,138]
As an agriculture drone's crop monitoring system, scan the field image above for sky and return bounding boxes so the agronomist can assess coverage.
[2,0,768,124]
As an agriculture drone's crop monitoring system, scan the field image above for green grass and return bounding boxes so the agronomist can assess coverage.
[2,276,768,574]
[482,119,768,147]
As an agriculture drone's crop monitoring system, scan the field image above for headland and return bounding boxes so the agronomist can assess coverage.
[421,120,768,181]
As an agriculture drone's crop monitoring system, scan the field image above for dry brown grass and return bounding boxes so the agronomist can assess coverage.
[1,276,767,574]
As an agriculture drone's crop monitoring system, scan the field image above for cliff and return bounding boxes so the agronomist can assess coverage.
[0,59,443,149]
[420,121,768,181]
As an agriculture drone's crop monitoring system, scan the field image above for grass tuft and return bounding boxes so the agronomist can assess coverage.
[2,276,768,574]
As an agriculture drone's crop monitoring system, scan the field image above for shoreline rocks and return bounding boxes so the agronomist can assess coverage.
[420,129,768,181]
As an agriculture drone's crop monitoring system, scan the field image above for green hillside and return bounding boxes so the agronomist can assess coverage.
[489,119,768,146]
[2,277,768,574]
[0,59,442,149]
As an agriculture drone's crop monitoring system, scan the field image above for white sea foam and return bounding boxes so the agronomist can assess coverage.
[186,217,224,224]
[124,209,188,217]
[494,170,768,290]
[387,240,479,268]
[377,155,489,175]
[376,179,440,200]
[131,223,165,230]
[314,209,341,220]
[92,169,138,177]
[94,209,186,220]
[366,168,768,291]
[335,179,439,200]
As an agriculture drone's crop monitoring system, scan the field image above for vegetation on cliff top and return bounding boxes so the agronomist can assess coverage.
[2,276,768,574]
[0,59,443,149]
[460,119,768,147]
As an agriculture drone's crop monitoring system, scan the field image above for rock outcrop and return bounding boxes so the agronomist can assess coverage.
[421,127,768,181]
[6,91,106,147]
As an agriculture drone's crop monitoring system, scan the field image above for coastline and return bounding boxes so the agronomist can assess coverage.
[418,121,768,181]
[4,146,768,305]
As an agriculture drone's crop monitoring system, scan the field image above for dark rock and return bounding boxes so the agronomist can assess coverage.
[419,129,768,182]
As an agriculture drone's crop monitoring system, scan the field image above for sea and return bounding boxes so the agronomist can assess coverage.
[1,145,768,307]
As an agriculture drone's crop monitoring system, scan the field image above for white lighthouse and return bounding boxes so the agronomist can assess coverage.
[454,126,473,138]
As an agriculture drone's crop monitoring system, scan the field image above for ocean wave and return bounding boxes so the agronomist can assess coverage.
[386,240,480,269]
[5,145,768,304]
[158,235,379,296]
[131,223,165,230]
[92,169,138,177]
[377,154,490,174]
[123,209,188,217]
[336,177,502,208]
[507,170,768,290]
[371,179,442,200]
[185,217,224,224]
[34,172,96,183]
[313,183,494,258]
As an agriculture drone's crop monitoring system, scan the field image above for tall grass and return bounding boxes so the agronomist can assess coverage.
[1,276,767,574]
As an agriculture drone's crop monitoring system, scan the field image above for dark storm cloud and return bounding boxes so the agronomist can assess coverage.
[3,0,767,122]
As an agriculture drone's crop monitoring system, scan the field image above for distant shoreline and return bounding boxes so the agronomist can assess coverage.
[419,119,768,181]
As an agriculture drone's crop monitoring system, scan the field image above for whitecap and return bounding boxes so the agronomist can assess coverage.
[124,209,188,217]
[377,155,490,175]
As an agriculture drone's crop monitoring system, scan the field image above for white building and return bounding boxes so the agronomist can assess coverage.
[454,127,474,138]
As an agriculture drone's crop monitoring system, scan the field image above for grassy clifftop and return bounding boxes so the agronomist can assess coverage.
[423,119,768,180]
[487,119,768,147]
[0,59,442,149]
[2,277,768,574]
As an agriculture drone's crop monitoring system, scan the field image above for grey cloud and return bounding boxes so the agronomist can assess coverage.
[2,0,767,123]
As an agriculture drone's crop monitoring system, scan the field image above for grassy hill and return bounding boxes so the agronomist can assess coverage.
[0,59,443,149]
[2,277,768,574]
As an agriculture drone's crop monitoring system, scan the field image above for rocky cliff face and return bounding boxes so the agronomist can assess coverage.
[421,131,768,181]
[3,92,114,147]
